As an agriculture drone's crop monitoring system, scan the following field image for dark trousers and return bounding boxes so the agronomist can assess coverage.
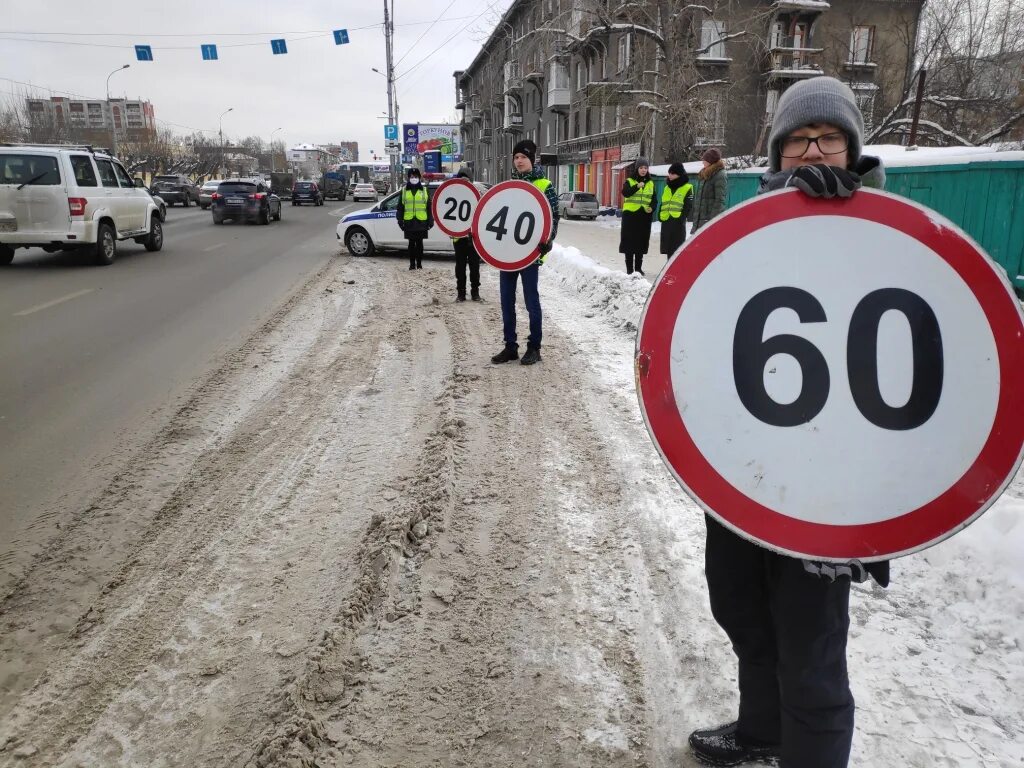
[407,236,424,267]
[624,253,644,274]
[704,516,854,768]
[499,263,541,349]
[454,237,480,295]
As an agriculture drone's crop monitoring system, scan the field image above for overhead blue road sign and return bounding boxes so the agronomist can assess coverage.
[333,29,350,45]
[271,39,288,55]
[384,124,398,141]
[135,45,153,61]
[201,44,219,61]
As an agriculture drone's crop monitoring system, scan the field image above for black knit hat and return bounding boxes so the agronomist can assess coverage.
[512,139,537,166]
[668,162,687,178]
[456,167,473,180]
[407,167,421,178]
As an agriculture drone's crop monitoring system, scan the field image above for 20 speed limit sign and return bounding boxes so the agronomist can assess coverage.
[471,180,553,271]
[636,188,1024,562]
[431,177,480,238]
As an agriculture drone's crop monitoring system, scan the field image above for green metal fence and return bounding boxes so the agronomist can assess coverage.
[723,156,1024,291]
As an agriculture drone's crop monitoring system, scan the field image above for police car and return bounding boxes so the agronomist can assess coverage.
[336,180,489,257]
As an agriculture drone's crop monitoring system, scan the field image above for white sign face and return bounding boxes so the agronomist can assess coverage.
[471,180,553,272]
[636,188,1024,561]
[431,178,480,238]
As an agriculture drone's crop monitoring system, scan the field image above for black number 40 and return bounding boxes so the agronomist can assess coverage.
[486,205,536,245]
[732,287,944,430]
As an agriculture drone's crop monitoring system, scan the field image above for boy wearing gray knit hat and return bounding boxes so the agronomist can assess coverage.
[689,76,886,768]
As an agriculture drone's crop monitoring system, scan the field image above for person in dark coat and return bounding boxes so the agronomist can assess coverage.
[451,168,482,301]
[396,167,433,270]
[658,162,694,259]
[690,147,727,233]
[687,76,888,768]
[619,157,655,275]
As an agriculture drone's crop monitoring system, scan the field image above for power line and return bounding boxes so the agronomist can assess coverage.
[396,0,511,82]
[393,0,458,67]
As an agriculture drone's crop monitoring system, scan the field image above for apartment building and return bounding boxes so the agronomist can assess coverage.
[455,0,923,205]
[27,96,157,145]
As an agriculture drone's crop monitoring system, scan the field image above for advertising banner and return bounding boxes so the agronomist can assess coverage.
[403,123,461,159]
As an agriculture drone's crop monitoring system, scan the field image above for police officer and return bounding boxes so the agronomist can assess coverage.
[397,167,432,270]
[619,157,655,275]
[452,168,482,302]
[658,162,694,259]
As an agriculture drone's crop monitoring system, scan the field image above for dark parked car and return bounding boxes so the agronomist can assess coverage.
[211,178,282,225]
[199,180,220,209]
[151,174,200,207]
[292,181,324,206]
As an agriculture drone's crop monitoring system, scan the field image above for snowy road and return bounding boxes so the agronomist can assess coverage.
[0,228,1021,767]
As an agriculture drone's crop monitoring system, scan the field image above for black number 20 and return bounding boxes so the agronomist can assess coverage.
[732,287,943,430]
[443,197,471,222]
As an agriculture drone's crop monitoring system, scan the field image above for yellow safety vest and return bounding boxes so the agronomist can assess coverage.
[622,178,654,212]
[532,177,552,263]
[659,183,693,221]
[402,187,428,221]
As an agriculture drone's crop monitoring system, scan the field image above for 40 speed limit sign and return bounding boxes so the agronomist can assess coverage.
[636,188,1024,562]
[471,180,553,271]
[431,177,480,238]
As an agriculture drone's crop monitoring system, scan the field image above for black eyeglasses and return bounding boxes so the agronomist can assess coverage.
[780,132,849,158]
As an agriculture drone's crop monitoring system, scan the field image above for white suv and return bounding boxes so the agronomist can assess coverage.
[0,144,163,266]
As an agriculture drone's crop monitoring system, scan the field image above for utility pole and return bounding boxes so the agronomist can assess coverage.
[384,0,398,190]
[908,68,927,147]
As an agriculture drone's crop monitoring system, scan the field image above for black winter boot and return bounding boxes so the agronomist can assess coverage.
[457,292,467,302]
[491,345,519,364]
[688,722,780,767]
[520,346,542,366]
[625,253,634,274]
[636,255,645,276]
[471,288,481,301]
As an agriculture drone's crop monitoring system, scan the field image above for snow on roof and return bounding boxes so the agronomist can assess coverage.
[774,0,831,9]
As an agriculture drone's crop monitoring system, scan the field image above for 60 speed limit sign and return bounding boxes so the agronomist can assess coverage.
[636,188,1024,562]
[471,180,553,271]
[431,177,480,238]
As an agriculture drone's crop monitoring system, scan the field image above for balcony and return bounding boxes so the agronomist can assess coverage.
[773,0,830,12]
[547,62,570,111]
[479,128,493,144]
[504,61,522,93]
[766,47,824,79]
[503,112,524,130]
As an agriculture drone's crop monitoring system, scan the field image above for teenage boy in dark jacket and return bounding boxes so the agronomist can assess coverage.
[688,76,888,768]
[490,140,558,366]
[452,168,482,301]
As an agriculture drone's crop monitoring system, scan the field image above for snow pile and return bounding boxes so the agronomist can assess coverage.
[545,243,653,333]
[923,494,1024,588]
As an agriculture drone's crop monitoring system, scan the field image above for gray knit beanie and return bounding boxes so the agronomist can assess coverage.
[768,77,864,172]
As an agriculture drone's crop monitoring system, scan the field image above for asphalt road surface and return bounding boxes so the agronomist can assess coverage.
[0,200,358,590]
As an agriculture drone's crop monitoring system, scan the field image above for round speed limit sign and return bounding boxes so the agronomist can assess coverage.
[471,180,553,271]
[431,177,480,238]
[637,188,1024,562]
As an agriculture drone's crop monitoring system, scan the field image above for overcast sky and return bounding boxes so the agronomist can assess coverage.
[2,0,513,159]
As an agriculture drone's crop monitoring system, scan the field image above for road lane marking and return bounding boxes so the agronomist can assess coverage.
[14,288,94,317]
[203,243,226,252]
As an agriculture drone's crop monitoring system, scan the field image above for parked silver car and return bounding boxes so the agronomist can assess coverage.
[557,191,599,220]
[199,180,220,209]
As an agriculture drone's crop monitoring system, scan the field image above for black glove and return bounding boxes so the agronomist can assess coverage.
[538,240,552,256]
[785,164,861,199]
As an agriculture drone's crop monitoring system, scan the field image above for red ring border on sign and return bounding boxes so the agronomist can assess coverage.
[471,180,553,272]
[636,187,1024,562]
[430,177,480,238]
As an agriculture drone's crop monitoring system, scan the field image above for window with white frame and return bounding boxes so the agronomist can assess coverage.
[699,20,727,59]
[849,26,873,63]
[852,84,877,131]
[576,61,587,89]
[617,34,631,72]
[694,93,725,145]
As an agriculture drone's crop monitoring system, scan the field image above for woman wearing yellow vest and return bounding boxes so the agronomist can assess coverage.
[659,162,694,259]
[619,158,656,275]
[396,167,433,270]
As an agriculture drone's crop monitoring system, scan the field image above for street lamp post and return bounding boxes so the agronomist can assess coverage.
[270,127,283,173]
[218,107,233,178]
[105,64,130,156]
